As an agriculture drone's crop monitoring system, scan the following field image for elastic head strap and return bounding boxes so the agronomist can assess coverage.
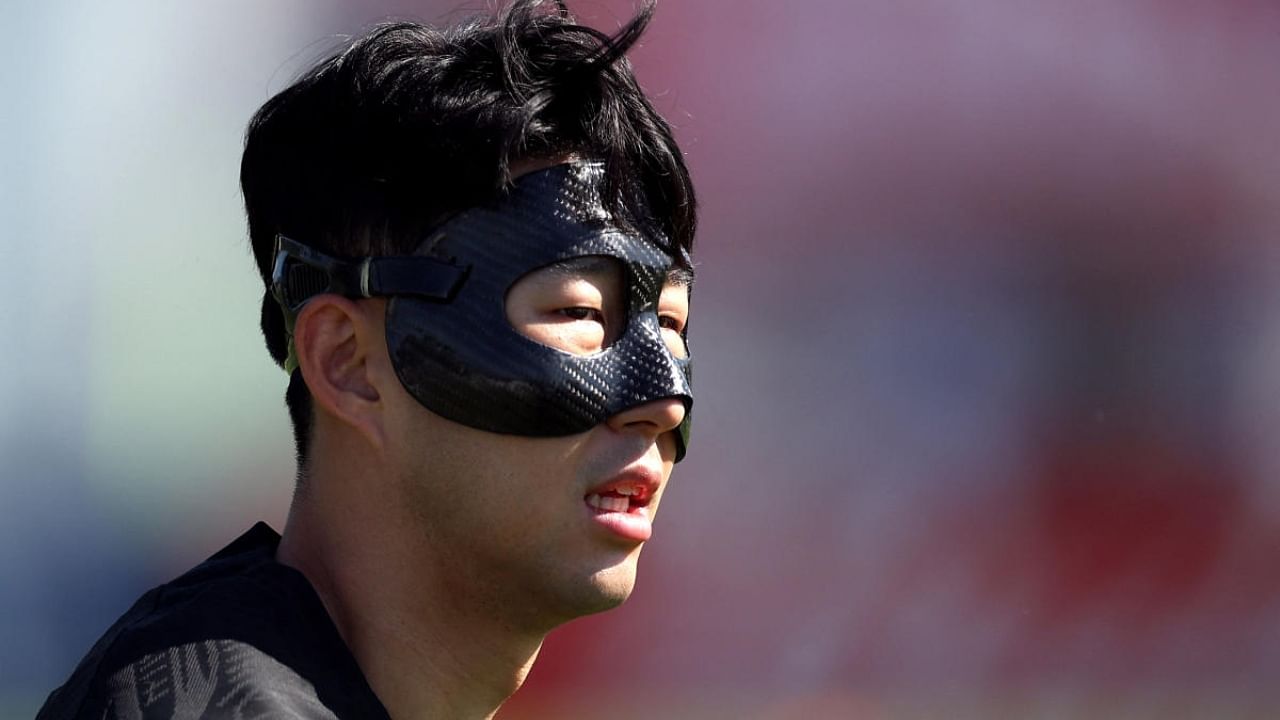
[269,234,469,374]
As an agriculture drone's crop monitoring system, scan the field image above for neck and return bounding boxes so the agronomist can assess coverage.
[277,446,545,720]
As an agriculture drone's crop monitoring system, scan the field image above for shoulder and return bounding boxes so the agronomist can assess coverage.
[101,523,304,673]
[97,639,340,720]
[38,524,387,720]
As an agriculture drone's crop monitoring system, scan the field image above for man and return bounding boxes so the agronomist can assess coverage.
[38,0,697,717]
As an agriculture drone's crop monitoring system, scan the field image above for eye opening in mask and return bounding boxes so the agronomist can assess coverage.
[659,266,693,360]
[505,255,628,357]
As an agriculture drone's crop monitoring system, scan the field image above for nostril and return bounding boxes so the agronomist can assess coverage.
[608,396,687,437]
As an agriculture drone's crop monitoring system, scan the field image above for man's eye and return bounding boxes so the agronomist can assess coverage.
[560,307,605,323]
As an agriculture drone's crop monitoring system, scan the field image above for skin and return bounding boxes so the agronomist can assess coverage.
[275,193,691,719]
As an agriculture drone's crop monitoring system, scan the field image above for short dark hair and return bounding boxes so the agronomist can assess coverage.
[240,0,696,465]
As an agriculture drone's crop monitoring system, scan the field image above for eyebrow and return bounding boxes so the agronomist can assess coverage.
[666,267,695,288]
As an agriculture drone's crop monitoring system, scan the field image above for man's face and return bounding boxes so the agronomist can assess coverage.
[381,160,693,457]
[377,257,690,628]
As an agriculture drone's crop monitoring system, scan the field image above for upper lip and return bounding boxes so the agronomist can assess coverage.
[584,465,662,506]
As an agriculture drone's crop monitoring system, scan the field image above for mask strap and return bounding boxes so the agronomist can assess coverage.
[270,234,469,374]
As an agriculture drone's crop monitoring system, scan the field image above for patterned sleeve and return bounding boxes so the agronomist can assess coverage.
[100,639,340,720]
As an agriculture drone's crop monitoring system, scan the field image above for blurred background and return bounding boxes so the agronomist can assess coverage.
[4,0,1280,717]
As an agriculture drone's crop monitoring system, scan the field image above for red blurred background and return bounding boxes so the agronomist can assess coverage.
[5,1,1280,717]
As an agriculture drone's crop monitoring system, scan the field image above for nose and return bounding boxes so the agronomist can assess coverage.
[605,396,688,441]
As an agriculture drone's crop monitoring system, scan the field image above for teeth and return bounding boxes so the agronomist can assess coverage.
[616,486,637,496]
[586,493,630,512]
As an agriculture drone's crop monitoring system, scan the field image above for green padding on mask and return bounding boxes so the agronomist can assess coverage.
[282,305,300,375]
[284,343,300,375]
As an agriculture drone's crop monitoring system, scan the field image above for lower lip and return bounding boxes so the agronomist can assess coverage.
[585,503,652,542]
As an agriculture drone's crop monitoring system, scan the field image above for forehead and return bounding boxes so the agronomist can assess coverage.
[509,154,580,181]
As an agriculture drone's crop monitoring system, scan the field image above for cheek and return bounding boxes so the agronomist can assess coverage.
[525,320,607,356]
[407,425,585,519]
[656,428,681,465]
[655,464,677,512]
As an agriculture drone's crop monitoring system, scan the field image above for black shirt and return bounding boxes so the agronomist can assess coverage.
[37,523,389,719]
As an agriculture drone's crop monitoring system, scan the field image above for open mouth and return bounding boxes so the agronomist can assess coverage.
[582,472,660,542]
[584,485,651,514]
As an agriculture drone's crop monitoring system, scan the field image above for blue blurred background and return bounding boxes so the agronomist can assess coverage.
[5,1,1280,717]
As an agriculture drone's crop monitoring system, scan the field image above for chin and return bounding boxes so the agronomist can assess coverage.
[553,559,640,621]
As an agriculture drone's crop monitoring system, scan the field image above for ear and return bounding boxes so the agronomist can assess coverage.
[293,295,387,450]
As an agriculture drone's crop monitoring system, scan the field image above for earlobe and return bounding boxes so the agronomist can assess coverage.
[293,296,386,449]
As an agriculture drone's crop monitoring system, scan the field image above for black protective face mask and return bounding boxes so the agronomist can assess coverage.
[271,161,693,460]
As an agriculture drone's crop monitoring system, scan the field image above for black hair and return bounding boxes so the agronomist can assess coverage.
[240,0,696,466]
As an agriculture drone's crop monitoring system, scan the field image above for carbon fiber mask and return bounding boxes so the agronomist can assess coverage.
[270,161,693,461]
